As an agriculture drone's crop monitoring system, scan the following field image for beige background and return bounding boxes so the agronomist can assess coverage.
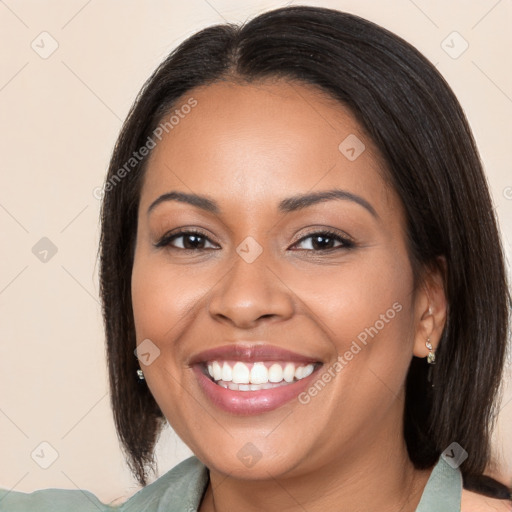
[0,0,511,504]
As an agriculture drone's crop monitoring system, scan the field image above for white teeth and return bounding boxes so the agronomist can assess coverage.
[301,364,314,379]
[268,363,283,383]
[250,363,268,384]
[232,362,250,384]
[221,381,290,392]
[212,361,222,381]
[221,362,232,382]
[283,363,295,383]
[205,361,316,387]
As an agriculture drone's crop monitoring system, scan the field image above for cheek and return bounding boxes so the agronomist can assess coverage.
[130,250,201,423]
[131,249,199,342]
[131,261,169,341]
[295,249,415,395]
[353,278,415,403]
[294,249,413,344]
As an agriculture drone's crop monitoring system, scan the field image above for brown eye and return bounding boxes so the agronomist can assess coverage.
[155,230,218,250]
[291,231,354,251]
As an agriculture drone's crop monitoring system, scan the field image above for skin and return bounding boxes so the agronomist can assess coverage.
[131,79,450,511]
[461,492,512,512]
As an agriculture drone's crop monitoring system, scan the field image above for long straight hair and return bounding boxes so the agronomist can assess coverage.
[99,5,511,495]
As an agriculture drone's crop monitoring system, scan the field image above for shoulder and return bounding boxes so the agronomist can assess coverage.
[124,455,208,509]
[461,489,512,512]
[0,487,112,511]
[0,457,208,512]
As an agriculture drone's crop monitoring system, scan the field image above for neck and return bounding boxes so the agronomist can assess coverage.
[199,405,433,512]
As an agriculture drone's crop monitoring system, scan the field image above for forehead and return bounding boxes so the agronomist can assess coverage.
[140,79,396,216]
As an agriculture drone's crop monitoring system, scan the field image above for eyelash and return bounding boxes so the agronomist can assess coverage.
[154,228,355,253]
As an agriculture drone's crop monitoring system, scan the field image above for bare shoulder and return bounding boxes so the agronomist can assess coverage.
[461,489,512,512]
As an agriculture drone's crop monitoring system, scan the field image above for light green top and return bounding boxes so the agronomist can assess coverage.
[0,455,462,511]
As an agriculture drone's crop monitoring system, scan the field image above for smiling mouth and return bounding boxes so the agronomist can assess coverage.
[200,360,322,391]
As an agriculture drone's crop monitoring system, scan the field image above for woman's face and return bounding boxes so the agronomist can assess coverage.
[131,80,433,478]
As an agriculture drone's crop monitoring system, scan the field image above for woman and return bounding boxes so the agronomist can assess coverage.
[1,5,510,511]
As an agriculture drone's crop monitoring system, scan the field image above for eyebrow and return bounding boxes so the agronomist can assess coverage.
[147,189,378,218]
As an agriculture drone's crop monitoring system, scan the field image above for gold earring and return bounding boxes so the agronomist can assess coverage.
[426,337,436,364]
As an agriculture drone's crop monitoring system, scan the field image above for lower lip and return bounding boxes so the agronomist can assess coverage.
[193,365,320,415]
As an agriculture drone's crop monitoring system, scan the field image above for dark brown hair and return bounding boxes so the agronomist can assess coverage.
[99,5,511,497]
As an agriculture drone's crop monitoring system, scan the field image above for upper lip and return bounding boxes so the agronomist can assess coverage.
[189,343,321,365]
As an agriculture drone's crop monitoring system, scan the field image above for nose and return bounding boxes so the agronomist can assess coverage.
[207,250,295,329]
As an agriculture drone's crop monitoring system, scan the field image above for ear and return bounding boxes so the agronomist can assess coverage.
[412,256,448,359]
